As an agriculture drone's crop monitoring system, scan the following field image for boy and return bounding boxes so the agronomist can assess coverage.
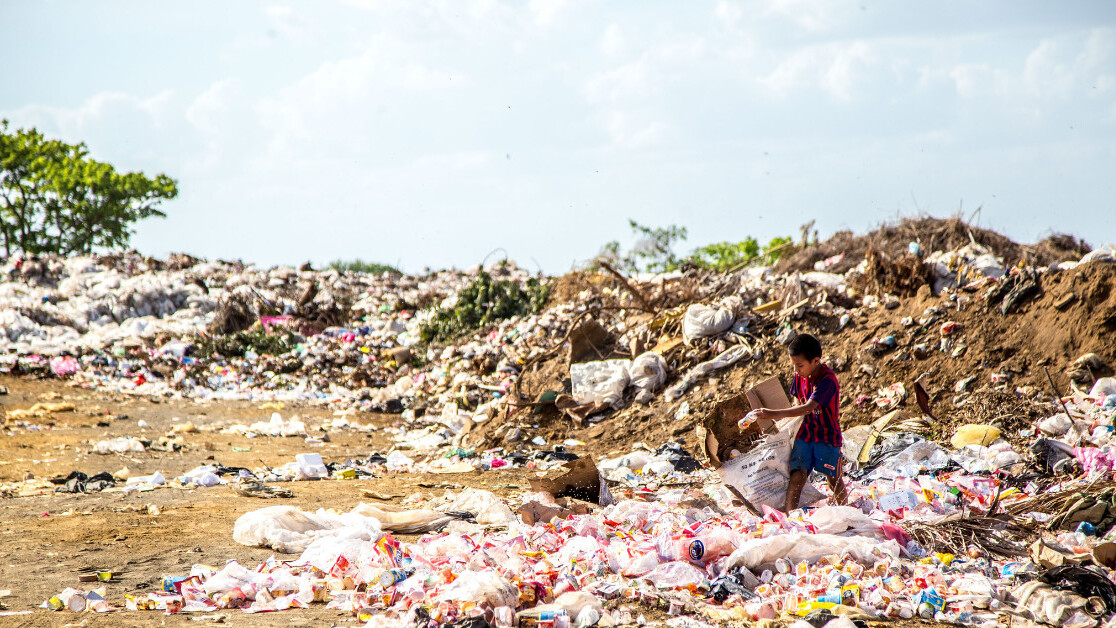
[751,333,846,512]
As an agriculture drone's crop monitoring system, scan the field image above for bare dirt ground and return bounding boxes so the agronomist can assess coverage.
[0,375,537,627]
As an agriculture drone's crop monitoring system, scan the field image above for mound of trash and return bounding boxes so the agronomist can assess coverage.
[10,220,1116,628]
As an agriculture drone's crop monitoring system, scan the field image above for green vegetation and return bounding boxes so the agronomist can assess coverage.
[595,220,795,274]
[687,236,795,271]
[329,259,401,275]
[197,328,297,359]
[0,120,177,257]
[597,220,688,274]
[419,271,550,344]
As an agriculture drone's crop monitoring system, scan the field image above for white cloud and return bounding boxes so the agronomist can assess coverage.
[584,59,652,105]
[599,24,623,56]
[760,41,875,101]
[528,0,572,27]
[714,0,744,27]
[1023,30,1116,102]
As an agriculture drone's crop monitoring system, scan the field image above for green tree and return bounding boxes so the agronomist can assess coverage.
[686,236,794,270]
[419,271,550,344]
[0,120,177,257]
[328,259,401,275]
[595,220,688,274]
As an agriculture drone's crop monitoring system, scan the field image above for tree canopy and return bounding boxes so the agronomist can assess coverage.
[0,120,177,257]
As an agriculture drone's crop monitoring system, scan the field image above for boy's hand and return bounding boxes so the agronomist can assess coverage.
[754,408,772,421]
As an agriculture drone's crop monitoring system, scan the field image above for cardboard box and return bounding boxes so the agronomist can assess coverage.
[696,376,789,468]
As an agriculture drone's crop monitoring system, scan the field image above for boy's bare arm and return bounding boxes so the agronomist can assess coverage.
[755,400,818,421]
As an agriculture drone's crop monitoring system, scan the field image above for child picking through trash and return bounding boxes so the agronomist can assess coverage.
[750,333,847,513]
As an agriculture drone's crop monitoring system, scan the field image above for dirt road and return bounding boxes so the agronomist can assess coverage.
[0,375,534,626]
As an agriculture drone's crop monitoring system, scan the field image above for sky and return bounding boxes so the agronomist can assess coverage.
[2,0,1114,273]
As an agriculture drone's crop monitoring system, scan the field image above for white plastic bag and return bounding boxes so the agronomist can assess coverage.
[232,505,383,554]
[1090,377,1116,398]
[439,569,518,608]
[807,506,880,536]
[717,415,825,510]
[247,413,307,437]
[439,488,516,527]
[628,352,667,393]
[725,534,899,571]
[682,303,734,343]
[664,343,751,399]
[645,561,707,589]
[93,437,146,454]
[570,359,631,407]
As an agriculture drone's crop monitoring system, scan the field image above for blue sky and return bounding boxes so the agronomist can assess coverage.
[2,1,1114,272]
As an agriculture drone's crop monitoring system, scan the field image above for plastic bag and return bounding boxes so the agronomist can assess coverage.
[950,424,1001,449]
[93,437,146,454]
[1011,580,1100,628]
[682,303,735,344]
[665,343,752,399]
[295,536,376,574]
[866,440,951,479]
[645,560,707,589]
[807,506,880,536]
[1091,377,1116,398]
[628,352,667,393]
[351,502,456,534]
[439,569,518,608]
[1039,414,1073,437]
[248,412,307,437]
[570,359,631,407]
[717,415,825,510]
[439,488,516,527]
[724,534,899,571]
[232,505,383,554]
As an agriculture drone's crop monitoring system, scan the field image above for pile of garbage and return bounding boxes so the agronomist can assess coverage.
[40,415,1116,628]
[9,220,1116,627]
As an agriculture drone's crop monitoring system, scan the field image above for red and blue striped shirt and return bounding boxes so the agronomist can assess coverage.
[790,364,842,447]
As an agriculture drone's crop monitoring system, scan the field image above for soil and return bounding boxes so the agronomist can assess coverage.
[776,216,1091,275]
[507,260,1116,460]
[2,230,1113,626]
[0,374,956,628]
[0,375,539,626]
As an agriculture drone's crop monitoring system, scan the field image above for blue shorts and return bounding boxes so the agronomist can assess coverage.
[790,439,842,478]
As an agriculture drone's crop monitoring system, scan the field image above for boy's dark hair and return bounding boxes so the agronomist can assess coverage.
[788,333,822,360]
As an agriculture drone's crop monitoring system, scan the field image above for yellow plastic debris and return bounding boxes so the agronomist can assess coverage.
[950,424,1001,448]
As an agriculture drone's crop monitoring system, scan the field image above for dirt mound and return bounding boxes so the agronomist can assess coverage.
[777,216,1091,274]
[511,256,1116,460]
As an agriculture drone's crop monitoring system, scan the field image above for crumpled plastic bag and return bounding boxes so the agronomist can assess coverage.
[682,303,735,344]
[93,437,146,454]
[570,359,631,407]
[439,569,518,608]
[866,439,951,479]
[50,355,81,377]
[807,506,881,536]
[724,534,899,571]
[351,502,457,534]
[628,352,667,393]
[665,343,752,399]
[951,424,1001,448]
[1011,579,1101,628]
[247,412,307,437]
[1090,377,1116,398]
[232,505,384,554]
[438,488,516,527]
[644,560,707,589]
